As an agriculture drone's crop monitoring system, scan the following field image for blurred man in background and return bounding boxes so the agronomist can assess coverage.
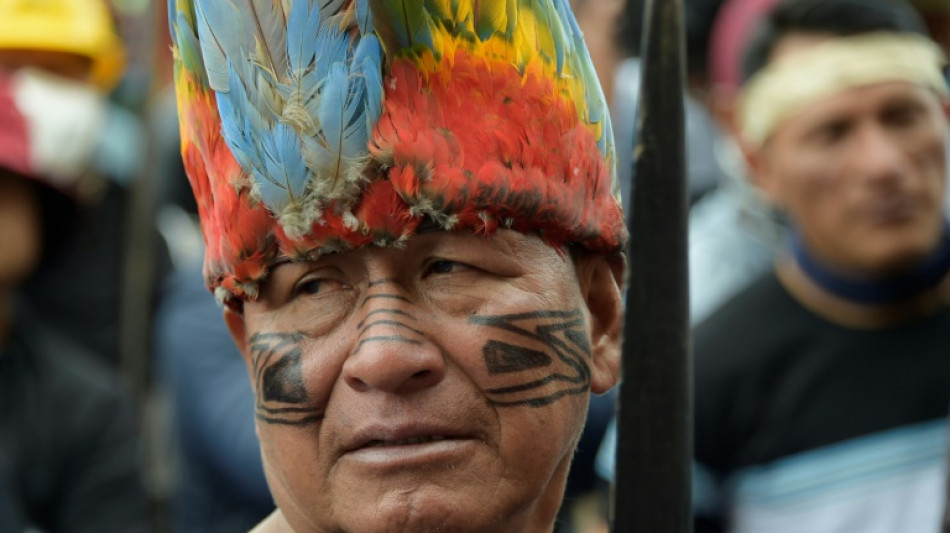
[0,0,169,369]
[694,0,950,531]
[0,65,149,533]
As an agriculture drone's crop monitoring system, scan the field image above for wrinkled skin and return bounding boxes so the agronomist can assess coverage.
[226,230,623,533]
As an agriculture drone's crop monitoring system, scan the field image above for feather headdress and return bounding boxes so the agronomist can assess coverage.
[170,0,625,303]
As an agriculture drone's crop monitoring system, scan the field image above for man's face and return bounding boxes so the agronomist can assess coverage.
[228,230,622,533]
[0,173,41,287]
[750,39,949,275]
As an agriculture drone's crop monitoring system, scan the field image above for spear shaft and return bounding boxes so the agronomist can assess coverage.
[613,0,691,530]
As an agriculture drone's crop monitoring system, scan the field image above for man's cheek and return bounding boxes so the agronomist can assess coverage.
[466,307,592,408]
[248,331,325,427]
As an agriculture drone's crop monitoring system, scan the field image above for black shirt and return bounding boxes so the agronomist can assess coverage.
[694,271,950,533]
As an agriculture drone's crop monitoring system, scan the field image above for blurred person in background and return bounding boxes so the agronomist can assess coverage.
[0,68,149,532]
[693,0,950,531]
[0,0,170,368]
[686,0,784,324]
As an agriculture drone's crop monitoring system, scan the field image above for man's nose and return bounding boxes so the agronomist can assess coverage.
[342,283,445,394]
[851,123,908,186]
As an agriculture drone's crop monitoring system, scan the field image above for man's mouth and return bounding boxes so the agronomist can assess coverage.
[363,435,449,447]
[868,197,916,224]
[340,429,477,470]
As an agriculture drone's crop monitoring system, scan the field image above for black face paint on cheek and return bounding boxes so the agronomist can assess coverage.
[249,332,324,426]
[483,340,552,374]
[469,308,592,408]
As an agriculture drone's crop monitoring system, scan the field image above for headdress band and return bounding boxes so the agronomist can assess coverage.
[739,33,948,147]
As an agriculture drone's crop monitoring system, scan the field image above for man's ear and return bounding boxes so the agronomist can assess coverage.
[223,306,251,364]
[576,251,624,394]
[709,84,739,135]
[740,137,783,208]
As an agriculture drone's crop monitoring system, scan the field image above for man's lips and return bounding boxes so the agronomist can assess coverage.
[363,435,449,447]
[343,424,475,454]
[866,196,917,225]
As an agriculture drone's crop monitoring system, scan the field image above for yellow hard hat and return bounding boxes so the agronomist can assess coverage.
[0,0,126,90]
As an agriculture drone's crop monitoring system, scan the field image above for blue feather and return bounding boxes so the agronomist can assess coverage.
[355,0,373,34]
[218,65,261,171]
[193,0,246,92]
[286,0,322,76]
[317,63,350,175]
[191,0,384,217]
[231,0,289,77]
[342,78,367,159]
[313,23,350,85]
[167,0,178,49]
[258,123,309,210]
[354,35,383,134]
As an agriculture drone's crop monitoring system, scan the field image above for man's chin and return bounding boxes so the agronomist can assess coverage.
[840,225,944,276]
[863,242,942,276]
[307,493,521,533]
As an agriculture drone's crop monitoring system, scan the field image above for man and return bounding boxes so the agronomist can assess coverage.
[694,0,950,532]
[0,69,149,532]
[169,0,625,531]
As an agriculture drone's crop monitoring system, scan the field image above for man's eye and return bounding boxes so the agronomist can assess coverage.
[884,106,920,128]
[294,278,333,296]
[816,122,849,144]
[426,260,464,276]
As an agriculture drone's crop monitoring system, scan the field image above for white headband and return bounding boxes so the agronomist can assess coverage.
[739,33,949,147]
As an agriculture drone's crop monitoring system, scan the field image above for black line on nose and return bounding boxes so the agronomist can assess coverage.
[359,319,424,337]
[356,335,423,350]
[359,293,412,308]
[357,308,417,328]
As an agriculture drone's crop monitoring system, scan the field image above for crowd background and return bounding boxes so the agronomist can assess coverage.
[0,0,948,532]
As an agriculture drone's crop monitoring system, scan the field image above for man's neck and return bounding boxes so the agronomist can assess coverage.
[776,257,950,329]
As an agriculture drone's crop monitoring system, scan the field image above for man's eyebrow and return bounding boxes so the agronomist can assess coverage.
[269,255,343,274]
[881,96,929,112]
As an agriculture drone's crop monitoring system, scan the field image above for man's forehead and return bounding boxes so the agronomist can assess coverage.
[271,230,556,273]
[755,82,943,152]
